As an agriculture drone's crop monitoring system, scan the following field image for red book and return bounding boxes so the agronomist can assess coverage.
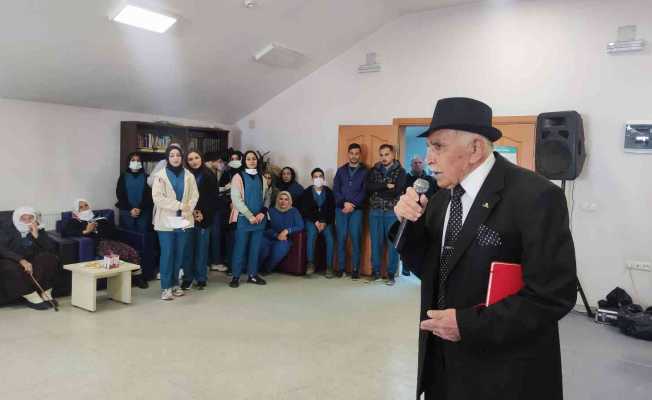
[485,262,524,306]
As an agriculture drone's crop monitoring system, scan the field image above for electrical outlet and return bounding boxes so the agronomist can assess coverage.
[626,261,652,272]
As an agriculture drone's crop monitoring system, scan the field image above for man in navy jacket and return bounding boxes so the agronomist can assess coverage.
[332,143,368,279]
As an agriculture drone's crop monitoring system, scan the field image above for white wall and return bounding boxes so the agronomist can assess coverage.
[0,98,232,217]
[237,0,652,306]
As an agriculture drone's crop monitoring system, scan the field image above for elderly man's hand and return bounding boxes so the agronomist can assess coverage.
[394,187,428,222]
[420,309,461,342]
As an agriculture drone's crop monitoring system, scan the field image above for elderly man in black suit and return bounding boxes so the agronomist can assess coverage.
[393,97,577,400]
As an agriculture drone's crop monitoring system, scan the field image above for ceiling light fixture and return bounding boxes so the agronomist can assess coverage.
[244,0,258,9]
[112,5,177,33]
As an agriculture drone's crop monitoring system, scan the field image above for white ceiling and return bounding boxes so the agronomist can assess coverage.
[0,0,478,124]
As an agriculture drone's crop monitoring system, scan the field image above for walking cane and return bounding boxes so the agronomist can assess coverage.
[28,273,58,312]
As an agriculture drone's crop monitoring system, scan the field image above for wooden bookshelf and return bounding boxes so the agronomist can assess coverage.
[120,121,229,174]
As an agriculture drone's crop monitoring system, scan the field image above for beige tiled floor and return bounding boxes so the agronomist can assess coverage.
[0,272,421,400]
[1,271,650,400]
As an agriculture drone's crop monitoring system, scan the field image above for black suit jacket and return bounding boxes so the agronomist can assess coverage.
[394,153,577,400]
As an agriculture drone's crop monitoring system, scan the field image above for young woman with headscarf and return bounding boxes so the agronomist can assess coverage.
[115,152,153,234]
[0,207,59,310]
[180,150,218,290]
[63,199,147,289]
[151,144,199,300]
[228,150,271,288]
[258,191,304,274]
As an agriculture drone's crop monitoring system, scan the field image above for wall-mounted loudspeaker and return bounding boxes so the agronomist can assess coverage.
[535,111,586,180]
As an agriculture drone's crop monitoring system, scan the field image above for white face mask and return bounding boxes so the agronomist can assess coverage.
[245,168,258,175]
[16,221,31,234]
[228,160,242,169]
[129,161,142,171]
[77,210,95,222]
[313,177,324,188]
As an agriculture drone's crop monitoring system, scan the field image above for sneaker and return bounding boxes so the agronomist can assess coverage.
[351,270,360,280]
[172,287,185,297]
[229,277,240,288]
[247,275,267,285]
[181,281,193,291]
[161,289,174,301]
[335,270,344,278]
[156,272,161,280]
[401,269,411,277]
[325,269,334,279]
[369,273,381,283]
[211,264,228,272]
[386,276,396,286]
[306,263,316,275]
[196,281,206,290]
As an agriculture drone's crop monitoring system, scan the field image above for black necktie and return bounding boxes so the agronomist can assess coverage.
[437,184,465,309]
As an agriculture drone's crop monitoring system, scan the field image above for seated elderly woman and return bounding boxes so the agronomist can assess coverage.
[259,191,304,273]
[62,199,147,289]
[0,207,59,310]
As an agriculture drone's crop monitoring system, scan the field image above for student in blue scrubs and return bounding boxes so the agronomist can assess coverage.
[228,150,271,288]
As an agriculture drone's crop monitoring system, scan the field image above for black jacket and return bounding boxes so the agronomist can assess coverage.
[0,223,54,262]
[62,218,116,241]
[192,169,219,229]
[115,172,153,211]
[392,153,577,400]
[299,186,336,225]
[366,161,407,211]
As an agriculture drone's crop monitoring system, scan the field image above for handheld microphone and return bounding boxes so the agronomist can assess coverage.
[393,178,430,248]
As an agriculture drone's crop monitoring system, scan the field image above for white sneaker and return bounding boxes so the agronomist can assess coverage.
[161,289,174,301]
[172,287,185,297]
[156,272,161,280]
[211,264,228,272]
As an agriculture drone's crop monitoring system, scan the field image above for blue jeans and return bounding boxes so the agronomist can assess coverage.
[232,229,263,279]
[259,236,292,272]
[335,209,363,272]
[305,220,334,267]
[119,209,150,234]
[209,211,224,265]
[369,209,399,276]
[157,230,189,289]
[182,226,211,283]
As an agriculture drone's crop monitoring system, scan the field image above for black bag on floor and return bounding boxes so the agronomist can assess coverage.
[598,287,633,309]
[617,304,652,341]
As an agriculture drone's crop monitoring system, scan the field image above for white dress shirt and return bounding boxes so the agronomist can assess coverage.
[441,153,496,253]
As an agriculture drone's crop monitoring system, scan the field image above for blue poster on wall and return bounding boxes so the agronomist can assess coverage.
[495,145,518,165]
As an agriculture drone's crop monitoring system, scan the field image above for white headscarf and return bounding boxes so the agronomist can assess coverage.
[12,206,37,238]
[73,198,95,221]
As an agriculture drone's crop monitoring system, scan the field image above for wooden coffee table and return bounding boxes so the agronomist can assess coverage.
[64,261,140,312]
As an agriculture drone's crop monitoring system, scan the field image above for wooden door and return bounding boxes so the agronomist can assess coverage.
[337,125,397,275]
[492,116,537,171]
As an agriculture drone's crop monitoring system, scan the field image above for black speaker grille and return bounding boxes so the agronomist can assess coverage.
[539,141,571,176]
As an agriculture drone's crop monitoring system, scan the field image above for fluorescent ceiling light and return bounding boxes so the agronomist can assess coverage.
[112,5,177,33]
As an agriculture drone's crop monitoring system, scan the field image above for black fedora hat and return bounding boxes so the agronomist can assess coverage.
[418,97,502,142]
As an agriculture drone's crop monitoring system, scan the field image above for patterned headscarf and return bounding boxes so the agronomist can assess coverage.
[275,191,293,213]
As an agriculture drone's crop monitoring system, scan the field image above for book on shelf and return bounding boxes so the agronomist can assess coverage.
[137,133,172,152]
